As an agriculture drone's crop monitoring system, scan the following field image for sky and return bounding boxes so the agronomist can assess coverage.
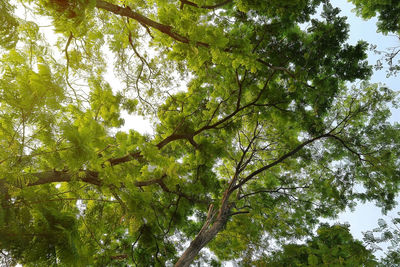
[328,0,400,258]
[12,0,400,264]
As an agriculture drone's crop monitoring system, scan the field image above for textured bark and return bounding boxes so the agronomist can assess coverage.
[174,219,226,267]
[175,191,233,267]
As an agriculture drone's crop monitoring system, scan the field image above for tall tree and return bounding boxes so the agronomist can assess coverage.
[0,0,399,266]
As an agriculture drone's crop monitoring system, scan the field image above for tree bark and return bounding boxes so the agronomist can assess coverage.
[175,191,233,266]
[174,220,226,267]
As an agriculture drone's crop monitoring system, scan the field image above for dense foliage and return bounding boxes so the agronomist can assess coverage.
[261,224,378,266]
[0,0,399,266]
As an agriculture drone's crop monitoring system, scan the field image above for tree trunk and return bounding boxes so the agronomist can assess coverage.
[175,200,232,266]
[174,222,221,266]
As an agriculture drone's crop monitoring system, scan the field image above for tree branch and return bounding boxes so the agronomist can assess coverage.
[96,0,209,47]
[325,133,369,163]
[238,186,310,200]
[231,134,329,192]
[180,0,232,10]
[27,170,101,186]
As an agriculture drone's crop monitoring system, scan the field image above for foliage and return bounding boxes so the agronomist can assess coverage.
[0,0,399,266]
[350,0,400,76]
[255,224,377,266]
[0,1,19,49]
[363,212,400,267]
[350,0,400,34]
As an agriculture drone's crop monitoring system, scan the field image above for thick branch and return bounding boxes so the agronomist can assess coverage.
[174,202,230,267]
[96,0,209,47]
[175,165,237,266]
[26,171,207,204]
[156,134,192,149]
[28,170,101,186]
[107,151,143,166]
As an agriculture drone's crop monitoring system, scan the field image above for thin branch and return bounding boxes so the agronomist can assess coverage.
[192,72,274,136]
[128,31,151,70]
[239,186,310,200]
[231,133,329,192]
[64,32,80,103]
[257,59,297,79]
[131,228,143,266]
[1,147,72,165]
[229,211,249,216]
[82,217,105,249]
[164,196,181,237]
[180,0,232,10]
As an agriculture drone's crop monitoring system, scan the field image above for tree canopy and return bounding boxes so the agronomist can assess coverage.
[259,224,378,266]
[0,0,399,266]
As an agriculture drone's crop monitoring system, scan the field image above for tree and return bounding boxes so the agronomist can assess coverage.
[0,0,399,266]
[256,224,378,266]
[350,0,400,76]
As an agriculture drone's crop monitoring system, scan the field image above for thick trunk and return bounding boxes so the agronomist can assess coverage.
[174,217,227,267]
[175,199,232,267]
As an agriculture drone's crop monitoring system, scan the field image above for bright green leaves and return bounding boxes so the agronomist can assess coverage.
[32,206,81,265]
[89,78,124,127]
[0,1,19,49]
[0,19,65,114]
[319,83,400,212]
[235,0,323,24]
[60,113,105,170]
[0,45,66,172]
[1,0,400,266]
[30,0,96,34]
[349,0,400,77]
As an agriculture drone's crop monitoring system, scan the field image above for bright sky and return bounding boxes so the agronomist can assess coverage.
[329,0,399,259]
